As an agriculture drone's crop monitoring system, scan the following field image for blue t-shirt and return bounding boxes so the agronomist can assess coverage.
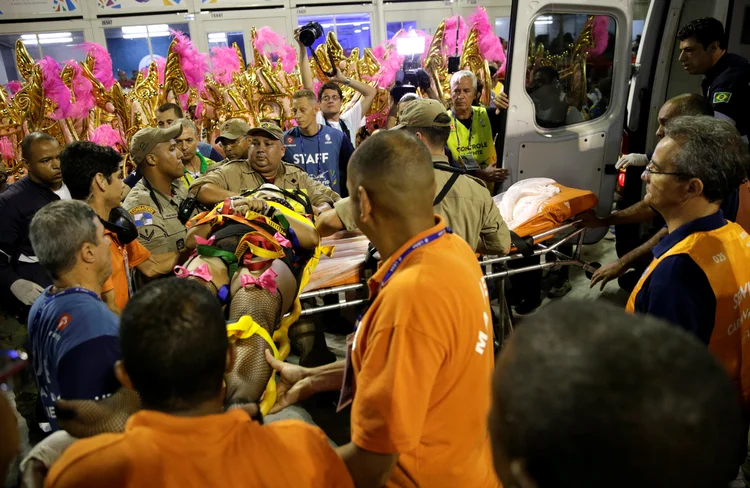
[27,288,121,431]
[283,125,353,195]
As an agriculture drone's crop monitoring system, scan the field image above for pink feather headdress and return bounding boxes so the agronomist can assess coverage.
[253,27,298,74]
[210,46,242,85]
[64,61,96,120]
[0,137,16,162]
[367,42,403,89]
[38,57,72,121]
[90,125,124,152]
[78,42,116,89]
[443,15,469,58]
[588,16,611,56]
[4,81,22,96]
[467,7,506,71]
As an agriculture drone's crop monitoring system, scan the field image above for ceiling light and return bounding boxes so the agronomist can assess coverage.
[354,29,362,33]
[37,32,72,39]
[123,33,149,39]
[39,37,73,44]
[20,34,37,40]
[362,26,369,30]
[147,24,169,33]
[122,26,147,34]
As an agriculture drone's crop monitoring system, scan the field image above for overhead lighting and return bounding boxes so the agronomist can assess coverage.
[37,32,72,39]
[20,34,37,40]
[148,24,169,33]
[534,19,553,25]
[123,34,149,39]
[354,29,362,33]
[363,26,369,30]
[208,33,228,42]
[39,37,73,44]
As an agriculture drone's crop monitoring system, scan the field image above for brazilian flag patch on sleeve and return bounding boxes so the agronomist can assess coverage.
[713,92,732,104]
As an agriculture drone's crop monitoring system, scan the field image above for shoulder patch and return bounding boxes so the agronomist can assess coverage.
[133,212,154,227]
[129,205,157,216]
[713,92,732,104]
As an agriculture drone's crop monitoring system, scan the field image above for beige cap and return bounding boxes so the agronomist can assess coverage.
[217,118,251,143]
[130,124,183,164]
[392,99,451,130]
[247,121,284,141]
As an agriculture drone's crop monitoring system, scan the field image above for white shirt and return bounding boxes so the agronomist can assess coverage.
[53,183,72,200]
[316,100,365,147]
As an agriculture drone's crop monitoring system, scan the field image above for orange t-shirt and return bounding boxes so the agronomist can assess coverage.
[102,229,150,310]
[351,217,500,488]
[45,410,354,488]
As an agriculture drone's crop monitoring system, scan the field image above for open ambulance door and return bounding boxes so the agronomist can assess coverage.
[500,0,633,243]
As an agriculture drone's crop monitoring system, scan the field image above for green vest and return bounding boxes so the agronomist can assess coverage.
[447,106,497,168]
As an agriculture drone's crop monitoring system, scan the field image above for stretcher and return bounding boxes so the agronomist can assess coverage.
[298,184,600,316]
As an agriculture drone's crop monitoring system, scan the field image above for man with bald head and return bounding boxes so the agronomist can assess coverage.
[265,130,499,487]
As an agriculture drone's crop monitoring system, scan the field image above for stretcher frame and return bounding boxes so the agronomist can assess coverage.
[297,219,596,317]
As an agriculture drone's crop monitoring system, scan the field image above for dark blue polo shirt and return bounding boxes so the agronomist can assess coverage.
[634,211,727,344]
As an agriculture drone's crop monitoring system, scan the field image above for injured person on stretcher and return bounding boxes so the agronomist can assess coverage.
[181,184,325,414]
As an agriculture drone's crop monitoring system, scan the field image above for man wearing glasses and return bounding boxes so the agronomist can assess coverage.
[295,30,377,148]
[215,119,253,163]
[625,117,750,370]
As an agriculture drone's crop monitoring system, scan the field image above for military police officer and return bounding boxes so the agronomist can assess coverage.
[677,17,750,138]
[215,118,252,163]
[123,125,191,260]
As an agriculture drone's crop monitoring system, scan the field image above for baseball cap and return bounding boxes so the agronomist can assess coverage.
[130,124,183,164]
[392,99,451,130]
[247,122,284,141]
[217,118,251,143]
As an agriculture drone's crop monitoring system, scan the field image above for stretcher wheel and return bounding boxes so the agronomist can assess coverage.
[584,262,602,280]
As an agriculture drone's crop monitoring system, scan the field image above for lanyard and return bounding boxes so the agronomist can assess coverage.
[452,110,473,151]
[32,287,101,327]
[355,227,452,329]
[297,126,322,161]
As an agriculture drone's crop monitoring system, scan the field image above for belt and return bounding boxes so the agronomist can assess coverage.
[18,254,39,264]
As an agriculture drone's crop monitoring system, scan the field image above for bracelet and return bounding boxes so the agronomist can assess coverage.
[343,77,352,86]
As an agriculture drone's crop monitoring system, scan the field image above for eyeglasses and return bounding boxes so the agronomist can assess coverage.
[643,162,693,178]
[219,137,246,148]
[321,96,341,102]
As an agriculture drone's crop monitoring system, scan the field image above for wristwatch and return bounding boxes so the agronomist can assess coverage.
[343,77,352,86]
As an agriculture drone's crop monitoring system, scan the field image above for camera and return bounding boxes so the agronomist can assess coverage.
[299,21,324,48]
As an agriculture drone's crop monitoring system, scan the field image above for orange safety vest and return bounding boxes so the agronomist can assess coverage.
[626,222,750,407]
[735,181,750,233]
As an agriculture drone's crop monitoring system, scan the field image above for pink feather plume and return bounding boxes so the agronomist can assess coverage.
[210,46,242,85]
[0,137,16,161]
[170,29,209,94]
[467,7,506,70]
[64,61,96,120]
[89,125,124,152]
[253,27,298,74]
[4,81,22,96]
[367,41,403,89]
[588,16,611,56]
[443,15,469,57]
[38,57,72,121]
[78,42,116,89]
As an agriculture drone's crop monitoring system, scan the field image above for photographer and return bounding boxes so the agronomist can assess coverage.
[295,24,377,148]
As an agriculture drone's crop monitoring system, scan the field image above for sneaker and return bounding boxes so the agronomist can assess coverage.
[548,280,572,298]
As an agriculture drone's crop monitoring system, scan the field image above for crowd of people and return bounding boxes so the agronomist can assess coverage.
[0,14,749,488]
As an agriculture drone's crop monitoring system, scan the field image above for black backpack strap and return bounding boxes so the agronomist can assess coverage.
[433,172,460,206]
[510,230,535,257]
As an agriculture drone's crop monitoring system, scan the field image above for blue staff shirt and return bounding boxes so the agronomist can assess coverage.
[27,288,121,431]
[634,211,726,344]
[283,125,353,195]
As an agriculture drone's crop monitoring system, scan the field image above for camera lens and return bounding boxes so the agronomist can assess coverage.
[299,21,324,47]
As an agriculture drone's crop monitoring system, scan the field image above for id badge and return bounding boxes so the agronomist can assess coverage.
[336,332,357,412]
[459,154,480,171]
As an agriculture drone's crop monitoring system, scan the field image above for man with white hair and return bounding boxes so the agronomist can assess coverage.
[447,70,509,192]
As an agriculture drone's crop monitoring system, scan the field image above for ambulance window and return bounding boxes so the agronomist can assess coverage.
[525,13,616,129]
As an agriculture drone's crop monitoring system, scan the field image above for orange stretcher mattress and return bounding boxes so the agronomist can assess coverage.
[304,184,598,292]
[507,184,598,241]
